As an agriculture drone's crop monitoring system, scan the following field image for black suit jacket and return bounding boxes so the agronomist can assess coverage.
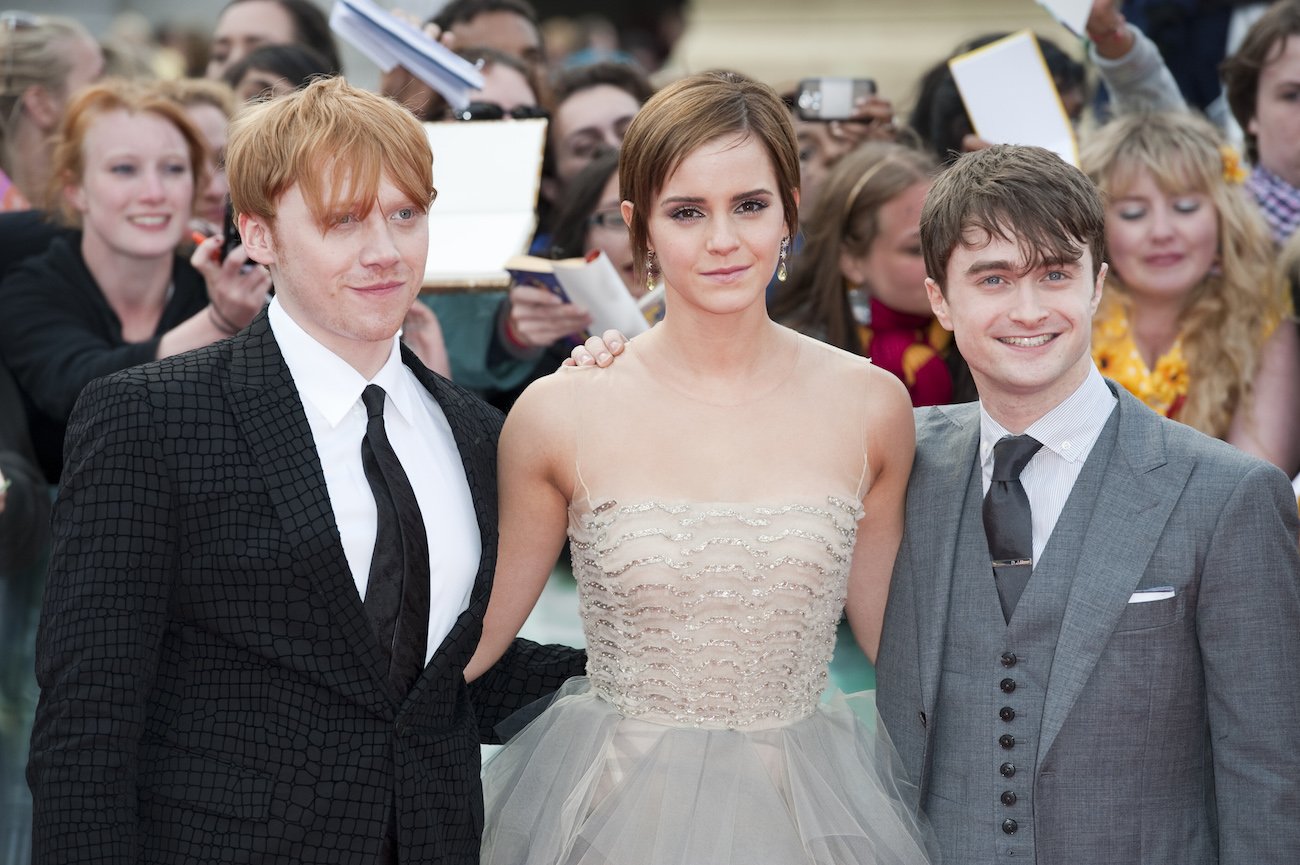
[28,312,584,864]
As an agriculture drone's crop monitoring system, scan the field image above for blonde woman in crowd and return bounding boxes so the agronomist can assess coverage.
[1082,111,1300,474]
[0,11,103,211]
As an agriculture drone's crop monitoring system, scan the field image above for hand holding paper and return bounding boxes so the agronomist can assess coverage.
[330,0,483,109]
[1036,0,1092,37]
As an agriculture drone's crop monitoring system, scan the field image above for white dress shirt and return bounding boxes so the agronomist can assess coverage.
[979,365,1117,566]
[269,298,480,661]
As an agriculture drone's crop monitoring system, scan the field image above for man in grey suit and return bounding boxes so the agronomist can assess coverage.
[874,143,1300,864]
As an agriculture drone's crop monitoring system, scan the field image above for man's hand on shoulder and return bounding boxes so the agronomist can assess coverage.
[563,330,627,368]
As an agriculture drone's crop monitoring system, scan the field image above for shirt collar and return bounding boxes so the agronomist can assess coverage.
[268,297,413,428]
[979,364,1117,468]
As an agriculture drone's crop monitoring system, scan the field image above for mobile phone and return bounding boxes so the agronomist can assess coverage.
[795,77,877,121]
[220,196,241,261]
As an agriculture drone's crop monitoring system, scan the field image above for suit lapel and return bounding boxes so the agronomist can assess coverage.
[912,404,982,713]
[226,313,395,716]
[1038,386,1192,758]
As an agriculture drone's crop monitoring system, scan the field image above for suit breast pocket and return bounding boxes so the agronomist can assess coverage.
[1113,591,1185,633]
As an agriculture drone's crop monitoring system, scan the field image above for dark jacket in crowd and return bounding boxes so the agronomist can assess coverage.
[0,232,208,482]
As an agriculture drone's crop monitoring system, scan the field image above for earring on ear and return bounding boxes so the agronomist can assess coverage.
[777,236,790,282]
[646,250,658,292]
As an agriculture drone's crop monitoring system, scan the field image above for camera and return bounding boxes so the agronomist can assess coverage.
[795,77,876,122]
[220,196,242,262]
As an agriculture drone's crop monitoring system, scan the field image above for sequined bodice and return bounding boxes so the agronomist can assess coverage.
[569,496,863,730]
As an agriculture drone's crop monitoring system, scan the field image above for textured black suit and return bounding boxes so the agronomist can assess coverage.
[28,311,584,864]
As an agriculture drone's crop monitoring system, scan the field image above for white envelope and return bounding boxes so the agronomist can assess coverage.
[1128,587,1175,604]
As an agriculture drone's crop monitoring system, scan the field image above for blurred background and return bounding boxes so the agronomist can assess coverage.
[38,0,1080,111]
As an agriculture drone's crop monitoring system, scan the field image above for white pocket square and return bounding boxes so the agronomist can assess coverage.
[1128,587,1175,604]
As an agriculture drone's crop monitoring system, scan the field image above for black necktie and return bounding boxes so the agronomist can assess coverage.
[984,434,1042,624]
[360,384,430,698]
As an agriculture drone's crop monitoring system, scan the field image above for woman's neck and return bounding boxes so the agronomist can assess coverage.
[1127,296,1183,368]
[81,231,174,338]
[635,293,796,404]
[652,296,783,373]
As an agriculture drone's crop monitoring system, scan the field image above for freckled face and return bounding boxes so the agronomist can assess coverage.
[241,175,428,371]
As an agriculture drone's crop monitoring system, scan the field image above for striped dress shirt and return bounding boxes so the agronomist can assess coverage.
[979,365,1118,567]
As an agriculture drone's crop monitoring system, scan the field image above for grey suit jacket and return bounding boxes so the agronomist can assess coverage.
[876,383,1300,865]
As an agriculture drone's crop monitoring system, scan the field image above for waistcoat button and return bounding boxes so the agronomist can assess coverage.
[1001,790,1017,806]
[1002,818,1019,834]
[999,706,1016,722]
[999,733,1016,749]
[1000,762,1016,777]
[1001,651,1017,667]
[1000,678,1016,693]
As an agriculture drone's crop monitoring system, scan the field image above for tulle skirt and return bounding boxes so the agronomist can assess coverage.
[480,678,935,865]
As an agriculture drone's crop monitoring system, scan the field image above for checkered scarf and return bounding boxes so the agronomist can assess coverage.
[1247,164,1300,245]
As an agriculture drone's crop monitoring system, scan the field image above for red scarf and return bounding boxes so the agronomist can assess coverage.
[857,297,953,407]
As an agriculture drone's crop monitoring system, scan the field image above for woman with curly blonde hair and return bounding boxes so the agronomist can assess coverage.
[1082,111,1300,474]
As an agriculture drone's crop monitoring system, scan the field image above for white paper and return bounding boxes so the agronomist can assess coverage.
[422,118,547,289]
[948,30,1078,166]
[553,252,649,338]
[330,0,483,109]
[1036,0,1091,38]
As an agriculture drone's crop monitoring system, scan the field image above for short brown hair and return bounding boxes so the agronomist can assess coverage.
[1222,0,1300,164]
[618,70,799,285]
[921,144,1105,293]
[49,78,207,225]
[225,76,433,231]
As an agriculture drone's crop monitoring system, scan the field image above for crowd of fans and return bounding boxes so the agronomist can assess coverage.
[2,0,1299,859]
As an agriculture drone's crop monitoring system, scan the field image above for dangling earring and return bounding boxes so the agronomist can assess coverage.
[777,236,789,282]
[646,250,658,292]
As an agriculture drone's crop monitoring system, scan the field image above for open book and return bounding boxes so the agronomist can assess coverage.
[506,251,651,339]
[422,118,548,291]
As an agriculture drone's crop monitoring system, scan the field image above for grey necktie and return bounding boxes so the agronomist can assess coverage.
[983,434,1042,624]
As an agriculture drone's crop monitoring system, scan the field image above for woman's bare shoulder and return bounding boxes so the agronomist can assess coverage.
[791,329,910,401]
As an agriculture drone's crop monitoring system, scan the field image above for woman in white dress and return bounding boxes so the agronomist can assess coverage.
[465,70,932,865]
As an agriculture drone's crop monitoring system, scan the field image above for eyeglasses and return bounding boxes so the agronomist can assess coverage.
[451,102,549,122]
[1,11,38,98]
[586,208,625,231]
